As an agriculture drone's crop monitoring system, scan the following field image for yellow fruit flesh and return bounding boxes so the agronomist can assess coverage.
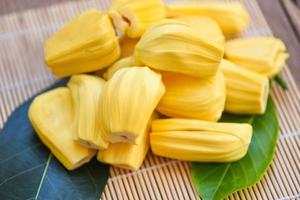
[166,2,249,36]
[119,36,140,58]
[225,36,289,77]
[157,71,226,121]
[28,88,96,170]
[109,0,166,38]
[220,59,269,114]
[103,56,135,80]
[151,118,252,162]
[67,75,108,149]
[174,16,225,45]
[99,67,165,144]
[135,19,224,78]
[97,113,157,170]
[45,9,120,77]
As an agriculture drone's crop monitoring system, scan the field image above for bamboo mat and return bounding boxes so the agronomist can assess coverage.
[0,0,299,199]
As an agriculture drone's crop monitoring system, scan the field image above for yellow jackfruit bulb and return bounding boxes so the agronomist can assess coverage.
[97,113,157,170]
[109,0,166,38]
[175,16,225,44]
[67,75,108,149]
[157,71,226,121]
[150,118,253,162]
[28,88,96,170]
[93,68,107,78]
[45,9,120,77]
[135,19,224,77]
[103,56,135,80]
[99,67,165,144]
[166,2,249,36]
[119,36,139,58]
[220,59,269,114]
[225,36,289,77]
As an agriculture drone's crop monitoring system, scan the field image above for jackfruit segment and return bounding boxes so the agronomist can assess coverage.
[109,0,166,38]
[225,36,289,77]
[67,75,108,149]
[103,56,135,80]
[151,118,252,162]
[119,36,140,58]
[28,88,96,170]
[157,71,226,121]
[97,113,157,170]
[45,9,120,77]
[93,68,107,78]
[135,19,224,78]
[99,67,165,144]
[220,59,269,114]
[97,131,148,170]
[166,2,249,36]
[175,16,225,44]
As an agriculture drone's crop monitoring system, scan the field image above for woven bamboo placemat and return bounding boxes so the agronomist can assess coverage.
[0,0,299,199]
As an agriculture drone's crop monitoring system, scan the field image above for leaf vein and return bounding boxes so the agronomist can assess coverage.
[34,153,52,200]
[0,143,42,164]
[210,164,231,199]
[45,176,63,200]
[0,164,44,186]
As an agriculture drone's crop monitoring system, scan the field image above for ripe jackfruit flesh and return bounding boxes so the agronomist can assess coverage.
[220,59,269,114]
[119,36,140,58]
[175,16,225,44]
[99,67,165,144]
[157,71,226,121]
[103,56,135,80]
[109,0,166,38]
[67,75,108,149]
[97,113,157,171]
[45,9,120,77]
[135,19,224,78]
[150,118,252,162]
[225,36,289,77]
[166,2,249,36]
[28,88,96,170]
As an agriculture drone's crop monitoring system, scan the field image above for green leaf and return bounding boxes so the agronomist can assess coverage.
[274,75,288,90]
[0,79,109,200]
[191,97,279,200]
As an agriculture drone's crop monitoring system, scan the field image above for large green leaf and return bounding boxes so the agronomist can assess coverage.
[191,97,279,200]
[0,79,109,200]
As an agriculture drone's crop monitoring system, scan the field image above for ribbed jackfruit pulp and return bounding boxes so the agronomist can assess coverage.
[220,59,269,114]
[97,113,157,171]
[135,19,224,78]
[67,75,108,149]
[225,36,289,77]
[109,0,166,38]
[119,36,140,58]
[103,56,135,80]
[99,67,165,144]
[28,88,96,170]
[150,118,252,162]
[166,1,249,36]
[45,9,120,77]
[157,71,226,121]
[175,16,225,44]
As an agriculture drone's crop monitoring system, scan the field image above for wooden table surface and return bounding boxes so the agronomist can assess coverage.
[257,0,300,85]
[0,0,299,86]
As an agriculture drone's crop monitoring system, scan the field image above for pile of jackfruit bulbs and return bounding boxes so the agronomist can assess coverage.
[29,0,289,171]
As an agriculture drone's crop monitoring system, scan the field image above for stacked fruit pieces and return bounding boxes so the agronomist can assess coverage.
[29,0,288,171]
